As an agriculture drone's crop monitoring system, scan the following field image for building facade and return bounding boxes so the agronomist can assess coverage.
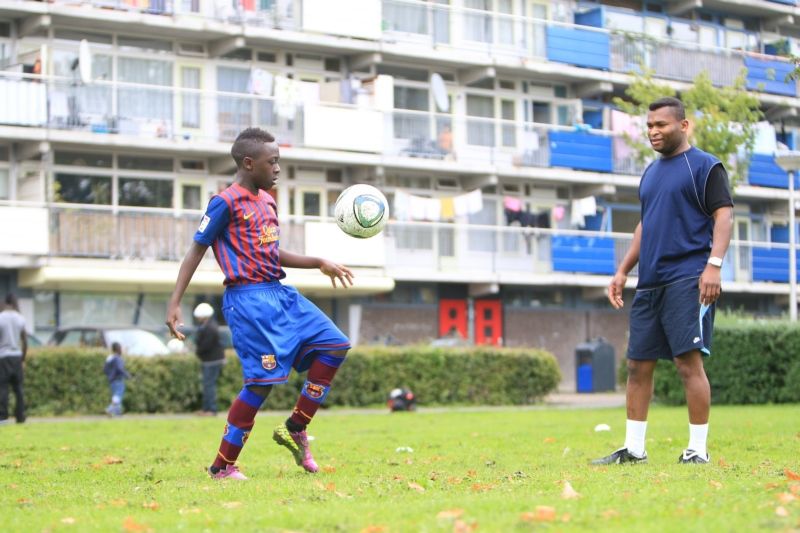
[1,0,798,387]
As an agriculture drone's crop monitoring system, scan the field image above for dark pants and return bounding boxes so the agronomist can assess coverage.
[0,356,25,422]
[201,361,223,414]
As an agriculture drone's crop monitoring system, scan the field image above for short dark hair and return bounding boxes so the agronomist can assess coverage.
[5,293,17,308]
[111,342,122,353]
[231,128,275,168]
[649,97,685,121]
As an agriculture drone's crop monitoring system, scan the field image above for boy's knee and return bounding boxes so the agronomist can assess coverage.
[247,384,273,399]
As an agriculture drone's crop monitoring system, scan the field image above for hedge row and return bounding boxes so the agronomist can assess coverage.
[19,345,561,416]
[619,322,800,405]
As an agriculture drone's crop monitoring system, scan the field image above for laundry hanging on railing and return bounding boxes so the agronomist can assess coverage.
[570,196,597,227]
[393,189,484,222]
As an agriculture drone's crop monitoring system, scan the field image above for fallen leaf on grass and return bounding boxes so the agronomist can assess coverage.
[520,506,556,522]
[709,480,723,490]
[408,482,425,493]
[789,484,800,495]
[453,519,478,532]
[221,501,242,509]
[561,480,581,499]
[437,509,464,520]
[766,482,782,490]
[313,480,326,490]
[109,499,127,507]
[178,508,201,515]
[465,470,477,478]
[543,437,556,443]
[775,506,789,517]
[777,493,797,504]
[470,482,494,493]
[718,458,730,467]
[325,482,336,492]
[602,509,620,519]
[360,525,385,533]
[122,517,151,532]
[785,468,800,481]
[60,517,76,525]
[103,456,124,465]
[322,466,336,474]
[17,498,32,506]
[142,501,159,510]
[561,513,571,522]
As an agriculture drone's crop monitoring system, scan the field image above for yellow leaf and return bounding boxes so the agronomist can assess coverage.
[718,458,730,467]
[61,517,76,525]
[775,506,789,517]
[437,509,465,520]
[453,519,478,532]
[178,508,201,515]
[789,484,800,495]
[109,499,127,507]
[322,465,336,473]
[777,493,797,504]
[408,482,425,493]
[786,468,800,481]
[561,480,581,499]
[561,513,571,523]
[602,509,620,519]
[142,501,159,510]
[122,516,150,532]
[543,437,556,443]
[325,482,336,492]
[709,480,723,490]
[360,526,386,533]
[103,456,124,465]
[520,506,556,522]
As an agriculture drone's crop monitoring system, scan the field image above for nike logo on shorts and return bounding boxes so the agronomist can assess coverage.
[693,337,701,343]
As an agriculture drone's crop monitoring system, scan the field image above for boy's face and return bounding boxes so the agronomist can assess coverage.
[243,141,281,190]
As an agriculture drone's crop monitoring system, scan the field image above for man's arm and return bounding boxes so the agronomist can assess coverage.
[166,241,208,340]
[699,206,733,306]
[20,329,27,362]
[279,249,354,288]
[608,222,642,309]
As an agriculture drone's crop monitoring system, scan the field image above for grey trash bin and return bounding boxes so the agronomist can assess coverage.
[575,338,616,393]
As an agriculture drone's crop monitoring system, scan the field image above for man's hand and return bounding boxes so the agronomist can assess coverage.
[166,304,185,340]
[320,260,354,289]
[699,265,721,306]
[608,271,627,310]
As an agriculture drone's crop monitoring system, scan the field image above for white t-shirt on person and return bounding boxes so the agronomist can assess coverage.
[0,309,25,357]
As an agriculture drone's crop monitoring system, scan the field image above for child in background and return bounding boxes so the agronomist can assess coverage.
[104,342,130,417]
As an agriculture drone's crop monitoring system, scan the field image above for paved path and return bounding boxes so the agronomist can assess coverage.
[15,392,625,424]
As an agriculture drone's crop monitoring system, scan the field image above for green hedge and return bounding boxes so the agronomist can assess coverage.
[618,322,800,405]
[19,345,561,416]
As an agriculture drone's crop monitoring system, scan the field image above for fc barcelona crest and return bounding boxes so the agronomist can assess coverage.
[305,383,325,399]
[261,354,277,370]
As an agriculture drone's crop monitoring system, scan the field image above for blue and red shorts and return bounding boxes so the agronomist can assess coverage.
[222,282,350,386]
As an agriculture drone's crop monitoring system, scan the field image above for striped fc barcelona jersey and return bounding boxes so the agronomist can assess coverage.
[194,183,286,285]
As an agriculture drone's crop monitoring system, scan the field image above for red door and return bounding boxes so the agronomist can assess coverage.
[474,299,502,346]
[438,299,468,339]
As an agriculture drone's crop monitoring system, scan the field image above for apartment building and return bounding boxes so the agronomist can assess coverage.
[1,0,798,386]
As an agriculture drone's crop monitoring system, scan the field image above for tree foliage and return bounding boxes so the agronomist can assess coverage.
[613,69,762,187]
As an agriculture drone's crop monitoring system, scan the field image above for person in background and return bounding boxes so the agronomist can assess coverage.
[104,342,130,417]
[193,302,225,416]
[0,293,27,424]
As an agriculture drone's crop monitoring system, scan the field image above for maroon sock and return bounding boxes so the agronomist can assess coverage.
[289,358,340,430]
[211,387,265,469]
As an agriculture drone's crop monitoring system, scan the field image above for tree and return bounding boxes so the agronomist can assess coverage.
[613,69,763,187]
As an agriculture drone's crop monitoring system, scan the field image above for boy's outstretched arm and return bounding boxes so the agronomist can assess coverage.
[279,248,354,289]
[166,242,209,340]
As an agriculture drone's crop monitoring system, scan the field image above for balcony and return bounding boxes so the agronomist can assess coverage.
[5,204,787,288]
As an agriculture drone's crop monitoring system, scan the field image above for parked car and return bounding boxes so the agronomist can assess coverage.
[48,327,172,357]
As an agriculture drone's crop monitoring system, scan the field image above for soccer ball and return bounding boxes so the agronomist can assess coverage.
[334,184,389,239]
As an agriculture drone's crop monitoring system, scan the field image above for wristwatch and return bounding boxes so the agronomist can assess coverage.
[707,256,723,267]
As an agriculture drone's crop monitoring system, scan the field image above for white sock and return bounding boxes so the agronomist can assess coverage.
[688,423,709,457]
[624,419,647,457]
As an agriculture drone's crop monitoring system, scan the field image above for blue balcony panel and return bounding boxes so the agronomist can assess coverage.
[552,235,616,275]
[549,131,613,173]
[744,56,796,97]
[546,25,610,70]
[752,247,800,282]
[747,154,800,189]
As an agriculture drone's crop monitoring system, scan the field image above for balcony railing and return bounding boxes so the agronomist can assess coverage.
[42,205,800,286]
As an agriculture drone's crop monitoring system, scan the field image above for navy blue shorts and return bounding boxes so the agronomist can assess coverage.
[222,282,350,386]
[627,276,714,360]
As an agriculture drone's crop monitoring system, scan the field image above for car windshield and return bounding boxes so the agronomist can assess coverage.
[105,329,170,357]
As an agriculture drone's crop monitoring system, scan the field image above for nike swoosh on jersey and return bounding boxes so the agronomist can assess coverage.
[243,212,255,220]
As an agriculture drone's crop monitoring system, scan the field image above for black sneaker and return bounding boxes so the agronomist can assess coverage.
[590,447,648,465]
[678,449,709,464]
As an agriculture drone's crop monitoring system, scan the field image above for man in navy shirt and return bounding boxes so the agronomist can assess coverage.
[592,97,733,465]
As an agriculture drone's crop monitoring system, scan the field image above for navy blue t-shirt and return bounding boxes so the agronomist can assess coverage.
[637,146,732,289]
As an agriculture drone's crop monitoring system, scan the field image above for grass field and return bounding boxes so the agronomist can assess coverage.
[1,404,799,532]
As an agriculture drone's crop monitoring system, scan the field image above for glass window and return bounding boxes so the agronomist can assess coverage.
[181,184,202,210]
[54,173,111,205]
[180,66,201,129]
[118,155,173,172]
[464,0,492,43]
[118,177,173,208]
[118,57,173,123]
[59,293,138,327]
[466,95,494,146]
[0,146,8,160]
[0,168,8,200]
[53,30,113,44]
[394,86,429,111]
[54,151,112,168]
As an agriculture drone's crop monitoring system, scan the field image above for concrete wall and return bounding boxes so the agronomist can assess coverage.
[359,303,630,392]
